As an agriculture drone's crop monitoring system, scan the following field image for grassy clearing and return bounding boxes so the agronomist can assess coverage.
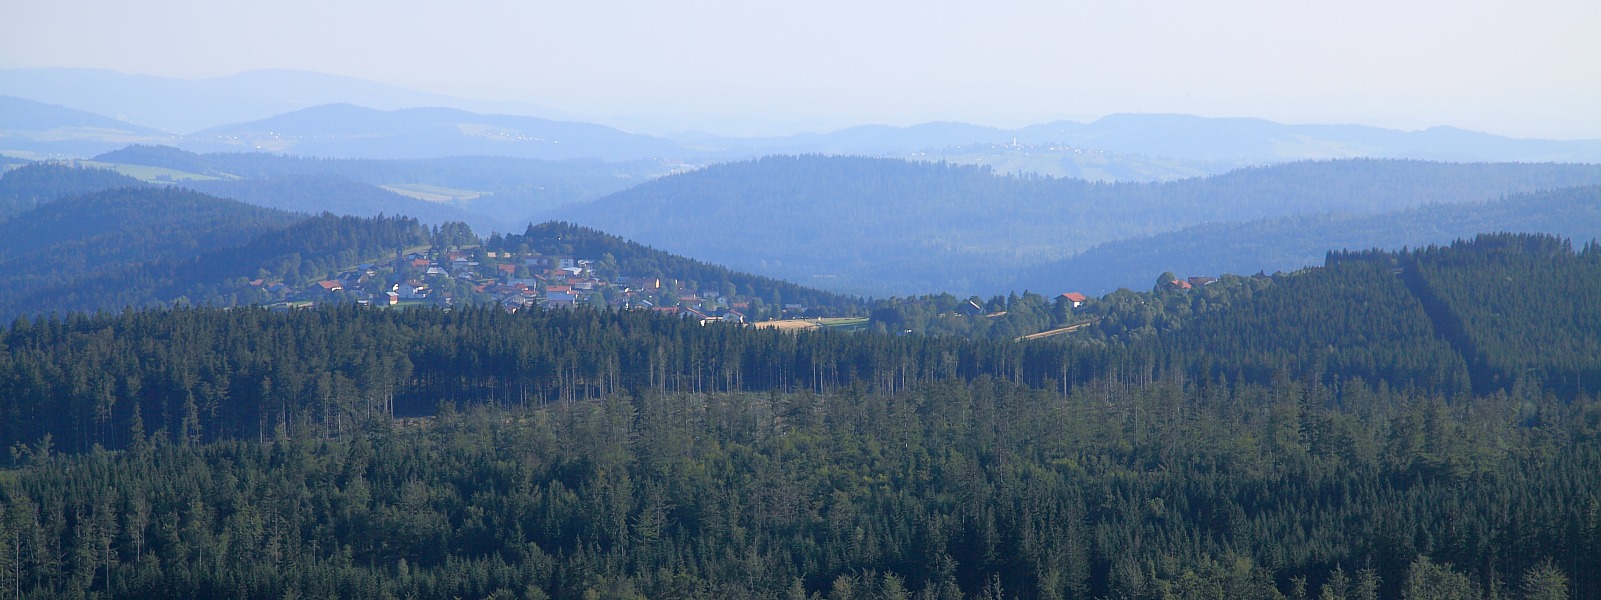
[818,317,870,331]
[381,183,486,203]
[754,319,822,332]
[78,160,228,183]
[1015,318,1101,342]
[755,317,870,332]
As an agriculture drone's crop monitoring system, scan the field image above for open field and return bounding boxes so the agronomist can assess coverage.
[817,317,870,331]
[1016,318,1101,341]
[381,183,487,202]
[77,160,230,183]
[754,317,870,332]
[754,319,820,332]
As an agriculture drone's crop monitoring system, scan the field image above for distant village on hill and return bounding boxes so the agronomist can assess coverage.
[254,246,778,324]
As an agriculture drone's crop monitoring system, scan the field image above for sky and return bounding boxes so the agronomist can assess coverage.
[3,0,1599,138]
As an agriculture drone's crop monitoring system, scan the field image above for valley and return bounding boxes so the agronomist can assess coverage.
[0,71,1597,600]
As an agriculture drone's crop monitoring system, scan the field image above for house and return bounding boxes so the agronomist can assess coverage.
[545,291,578,307]
[397,282,428,299]
[1187,276,1216,287]
[385,292,400,305]
[315,280,344,293]
[957,300,984,317]
[1168,279,1193,290]
[1059,292,1088,308]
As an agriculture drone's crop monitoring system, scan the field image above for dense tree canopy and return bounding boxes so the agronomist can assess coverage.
[0,234,1597,599]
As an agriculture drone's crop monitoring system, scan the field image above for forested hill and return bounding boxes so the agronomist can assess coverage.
[0,185,298,268]
[1011,184,1601,294]
[0,162,145,220]
[869,232,1601,398]
[491,221,865,313]
[0,175,860,321]
[553,155,1601,296]
[1,233,1598,599]
[0,186,435,321]
[1062,233,1600,397]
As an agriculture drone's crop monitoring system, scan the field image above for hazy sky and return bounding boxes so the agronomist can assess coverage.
[3,0,1598,138]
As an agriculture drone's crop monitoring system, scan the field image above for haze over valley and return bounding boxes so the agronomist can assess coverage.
[2,1,1600,598]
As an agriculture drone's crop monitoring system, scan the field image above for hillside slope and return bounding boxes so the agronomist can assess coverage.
[0,162,146,220]
[186,175,510,233]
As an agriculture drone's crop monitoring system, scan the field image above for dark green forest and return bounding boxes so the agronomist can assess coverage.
[0,163,145,221]
[1,234,1597,599]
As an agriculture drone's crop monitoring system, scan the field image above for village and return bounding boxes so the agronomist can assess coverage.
[250,247,783,324]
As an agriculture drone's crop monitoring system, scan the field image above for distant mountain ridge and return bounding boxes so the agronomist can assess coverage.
[0,96,170,157]
[4,68,1599,167]
[183,104,695,161]
[681,112,1601,165]
[0,95,161,133]
[553,156,1601,296]
[0,68,560,133]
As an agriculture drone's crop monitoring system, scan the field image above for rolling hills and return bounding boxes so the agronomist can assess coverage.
[1010,185,1601,293]
[553,155,1601,296]
[92,145,672,226]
